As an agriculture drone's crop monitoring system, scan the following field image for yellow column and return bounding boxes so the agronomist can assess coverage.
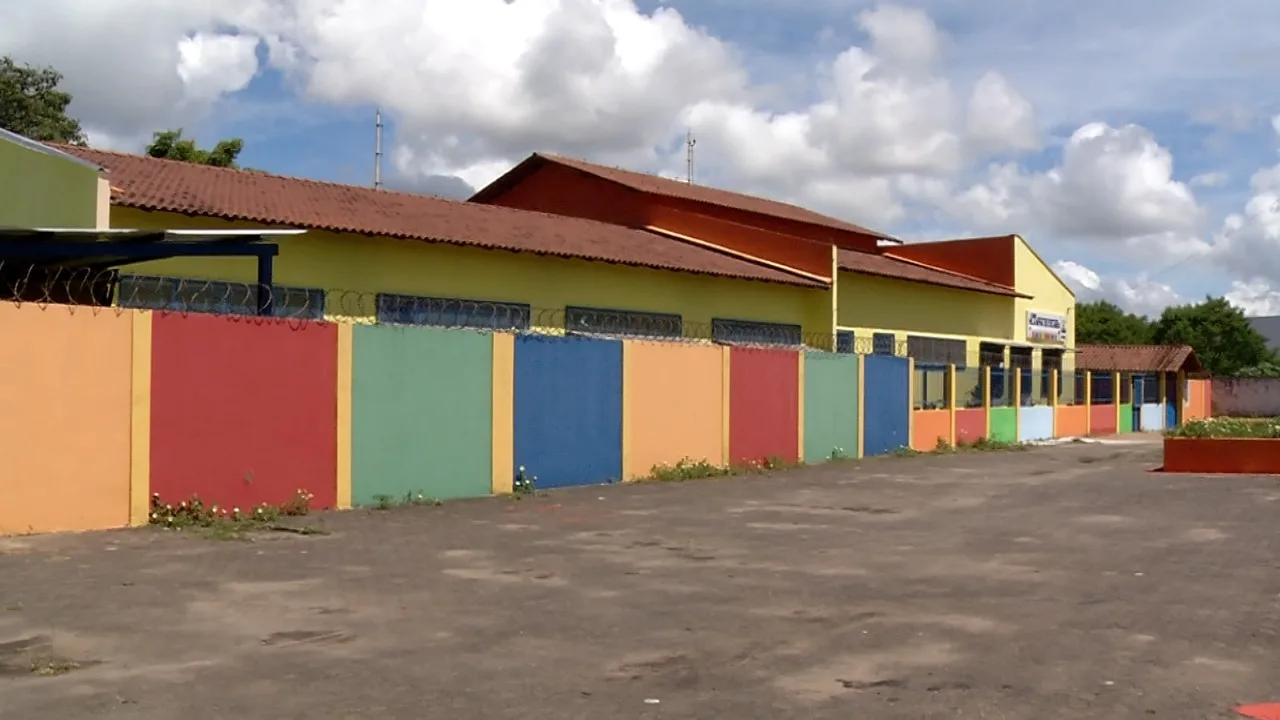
[982,365,992,438]
[1049,368,1058,437]
[907,356,915,449]
[797,352,806,462]
[1113,372,1122,431]
[335,322,354,509]
[1084,370,1092,435]
[947,363,957,446]
[721,345,732,465]
[129,310,153,527]
[856,355,866,458]
[1013,367,1022,439]
[491,332,515,494]
[621,341,634,480]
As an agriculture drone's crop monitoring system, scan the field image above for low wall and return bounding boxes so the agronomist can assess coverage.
[1164,437,1280,474]
[1210,377,1280,418]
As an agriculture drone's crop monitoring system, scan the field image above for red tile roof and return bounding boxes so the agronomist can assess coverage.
[836,249,1026,297]
[53,145,823,288]
[1076,345,1204,373]
[474,152,899,242]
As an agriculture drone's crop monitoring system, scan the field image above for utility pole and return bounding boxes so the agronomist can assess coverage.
[374,109,384,190]
[685,128,696,184]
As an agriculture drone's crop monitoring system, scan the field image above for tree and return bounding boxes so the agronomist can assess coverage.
[0,56,86,144]
[146,129,244,168]
[1151,297,1277,376]
[1075,300,1154,345]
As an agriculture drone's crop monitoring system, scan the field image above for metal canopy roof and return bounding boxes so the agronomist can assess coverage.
[0,227,307,315]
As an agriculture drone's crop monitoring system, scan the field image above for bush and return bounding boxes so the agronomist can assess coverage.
[1166,417,1280,439]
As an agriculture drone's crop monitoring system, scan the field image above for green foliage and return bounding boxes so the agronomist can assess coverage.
[1077,297,1278,377]
[1167,417,1280,438]
[146,128,244,168]
[0,56,85,144]
[1151,297,1277,376]
[1236,361,1280,378]
[1076,301,1153,345]
[372,492,443,510]
[149,490,320,540]
[933,437,1028,453]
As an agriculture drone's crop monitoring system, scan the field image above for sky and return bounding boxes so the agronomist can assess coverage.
[4,0,1280,317]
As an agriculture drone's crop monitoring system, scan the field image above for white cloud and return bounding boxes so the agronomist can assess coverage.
[965,72,1039,156]
[1189,170,1229,188]
[1225,279,1280,317]
[176,33,261,102]
[1053,260,1184,317]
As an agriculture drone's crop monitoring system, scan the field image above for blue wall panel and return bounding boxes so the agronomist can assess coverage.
[1018,406,1054,442]
[513,335,623,489]
[1140,403,1165,432]
[863,354,910,456]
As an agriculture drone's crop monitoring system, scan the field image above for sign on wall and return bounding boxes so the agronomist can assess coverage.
[1026,310,1067,345]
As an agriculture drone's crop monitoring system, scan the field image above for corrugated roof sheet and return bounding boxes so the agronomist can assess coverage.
[836,249,1025,297]
[526,153,898,241]
[51,145,823,287]
[1076,344,1204,373]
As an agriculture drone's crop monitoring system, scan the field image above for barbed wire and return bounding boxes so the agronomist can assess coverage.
[0,265,1085,360]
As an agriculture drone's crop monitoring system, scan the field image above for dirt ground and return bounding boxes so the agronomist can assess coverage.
[2,437,1279,719]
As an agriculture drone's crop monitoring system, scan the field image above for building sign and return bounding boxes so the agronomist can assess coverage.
[1026,310,1067,345]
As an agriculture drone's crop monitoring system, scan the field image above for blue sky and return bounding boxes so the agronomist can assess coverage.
[5,0,1280,314]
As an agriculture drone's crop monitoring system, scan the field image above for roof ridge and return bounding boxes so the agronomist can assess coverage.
[53,143,471,204]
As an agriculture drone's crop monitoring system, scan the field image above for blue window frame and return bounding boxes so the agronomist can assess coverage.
[872,332,896,356]
[565,306,682,338]
[711,318,803,346]
[376,293,530,330]
[119,275,325,319]
[836,330,855,354]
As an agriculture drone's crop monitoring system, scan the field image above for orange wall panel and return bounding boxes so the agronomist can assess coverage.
[1055,405,1088,437]
[647,202,835,278]
[911,409,951,451]
[889,236,1015,287]
[623,342,725,479]
[0,306,134,535]
[1187,379,1211,419]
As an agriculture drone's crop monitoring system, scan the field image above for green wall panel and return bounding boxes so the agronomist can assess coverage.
[1119,403,1134,433]
[989,406,1018,443]
[0,138,99,229]
[352,325,493,504]
[802,352,859,462]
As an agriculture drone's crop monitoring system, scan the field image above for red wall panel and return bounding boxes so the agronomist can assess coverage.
[728,347,799,465]
[1089,404,1117,436]
[150,314,339,510]
[954,408,987,444]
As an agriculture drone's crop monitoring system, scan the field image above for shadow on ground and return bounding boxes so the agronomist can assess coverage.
[2,438,1278,719]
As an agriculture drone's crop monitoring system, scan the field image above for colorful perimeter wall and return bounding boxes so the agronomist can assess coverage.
[0,304,1209,536]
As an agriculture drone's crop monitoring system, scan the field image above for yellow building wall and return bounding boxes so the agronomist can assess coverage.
[1012,236,1076,369]
[111,208,832,338]
[0,135,101,229]
[834,269,1016,358]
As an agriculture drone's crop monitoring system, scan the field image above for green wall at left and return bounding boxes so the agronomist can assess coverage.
[351,325,493,504]
[0,137,99,228]
[802,352,859,462]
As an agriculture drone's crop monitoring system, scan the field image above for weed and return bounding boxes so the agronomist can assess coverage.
[29,658,78,677]
[829,447,851,461]
[514,466,538,496]
[149,490,322,540]
[645,457,735,482]
[890,446,922,457]
[373,492,443,510]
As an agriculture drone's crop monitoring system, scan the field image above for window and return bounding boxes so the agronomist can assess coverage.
[1041,349,1064,404]
[872,332,896,356]
[1091,372,1115,404]
[565,306,682,338]
[907,335,967,368]
[978,342,1005,367]
[711,318,802,346]
[836,330,855,354]
[119,275,325,319]
[376,293,530,330]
